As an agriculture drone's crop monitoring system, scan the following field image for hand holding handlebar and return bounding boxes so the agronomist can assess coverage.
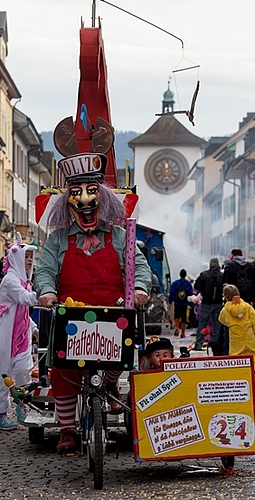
[38,293,57,308]
[134,290,149,307]
[39,291,149,308]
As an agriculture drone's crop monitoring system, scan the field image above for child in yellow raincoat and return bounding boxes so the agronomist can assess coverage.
[219,284,255,360]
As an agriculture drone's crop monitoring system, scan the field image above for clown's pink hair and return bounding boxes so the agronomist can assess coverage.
[47,189,72,233]
[99,184,125,224]
[47,183,125,233]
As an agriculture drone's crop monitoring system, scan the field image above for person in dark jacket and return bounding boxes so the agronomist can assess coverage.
[221,249,255,304]
[169,269,193,338]
[193,258,223,350]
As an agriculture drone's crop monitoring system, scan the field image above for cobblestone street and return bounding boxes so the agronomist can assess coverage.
[1,421,255,500]
[1,329,255,500]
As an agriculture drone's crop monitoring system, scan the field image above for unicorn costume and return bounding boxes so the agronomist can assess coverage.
[0,234,38,417]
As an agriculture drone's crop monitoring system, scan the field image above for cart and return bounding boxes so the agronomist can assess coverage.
[130,354,255,470]
[9,301,255,489]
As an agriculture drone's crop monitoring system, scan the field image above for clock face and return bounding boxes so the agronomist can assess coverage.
[144,149,189,194]
[154,158,180,184]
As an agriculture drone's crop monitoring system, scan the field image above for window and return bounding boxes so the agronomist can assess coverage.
[224,232,235,255]
[30,179,39,205]
[247,218,252,244]
[21,150,25,182]
[223,194,235,218]
[13,142,17,174]
[240,176,246,204]
[253,216,255,242]
[211,200,222,223]
[195,176,204,200]
[247,173,252,198]
[194,217,202,239]
[239,226,245,248]
[14,201,27,225]
[17,145,21,177]
[211,234,223,255]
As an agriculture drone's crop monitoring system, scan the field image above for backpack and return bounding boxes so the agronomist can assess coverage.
[176,284,187,302]
[231,262,252,301]
[198,268,222,303]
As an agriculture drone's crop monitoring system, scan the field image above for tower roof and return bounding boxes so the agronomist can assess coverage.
[163,81,174,102]
[128,115,206,148]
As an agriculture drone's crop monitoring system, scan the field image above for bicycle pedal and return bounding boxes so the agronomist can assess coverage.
[59,449,77,457]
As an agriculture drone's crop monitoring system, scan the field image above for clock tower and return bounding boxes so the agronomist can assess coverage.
[128,84,206,275]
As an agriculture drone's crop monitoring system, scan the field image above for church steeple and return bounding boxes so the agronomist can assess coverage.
[162,79,175,113]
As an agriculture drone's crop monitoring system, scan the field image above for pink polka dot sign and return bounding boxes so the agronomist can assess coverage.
[58,350,66,359]
[116,316,129,330]
[125,218,136,309]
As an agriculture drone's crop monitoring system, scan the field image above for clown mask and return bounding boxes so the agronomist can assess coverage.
[68,182,100,231]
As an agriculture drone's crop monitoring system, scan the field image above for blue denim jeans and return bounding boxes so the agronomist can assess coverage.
[195,302,222,347]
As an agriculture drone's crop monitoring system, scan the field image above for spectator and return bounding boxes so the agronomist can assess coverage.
[140,336,191,370]
[169,269,193,338]
[221,249,255,305]
[193,258,223,350]
[219,284,255,361]
[140,337,175,370]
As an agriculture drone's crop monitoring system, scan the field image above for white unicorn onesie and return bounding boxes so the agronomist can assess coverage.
[0,233,38,430]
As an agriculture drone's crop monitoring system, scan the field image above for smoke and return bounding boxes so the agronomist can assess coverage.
[138,180,210,282]
[163,231,209,282]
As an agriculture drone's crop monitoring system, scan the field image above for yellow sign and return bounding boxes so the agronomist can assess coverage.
[131,355,255,461]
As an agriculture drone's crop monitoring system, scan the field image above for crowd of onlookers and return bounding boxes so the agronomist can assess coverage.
[169,249,255,361]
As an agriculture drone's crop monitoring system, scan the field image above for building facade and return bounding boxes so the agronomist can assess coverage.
[0,12,21,256]
[13,107,52,253]
[184,113,255,269]
[0,12,53,265]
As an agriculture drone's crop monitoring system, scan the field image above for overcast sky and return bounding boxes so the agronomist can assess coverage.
[2,0,255,141]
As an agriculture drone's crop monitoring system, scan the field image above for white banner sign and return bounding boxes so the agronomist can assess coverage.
[66,321,122,361]
[136,374,182,412]
[163,357,251,371]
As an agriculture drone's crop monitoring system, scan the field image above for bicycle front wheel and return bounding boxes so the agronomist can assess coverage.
[88,395,104,490]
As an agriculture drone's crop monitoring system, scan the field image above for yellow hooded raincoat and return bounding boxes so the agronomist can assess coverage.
[219,299,255,361]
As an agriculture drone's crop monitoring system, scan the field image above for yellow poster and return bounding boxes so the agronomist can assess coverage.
[131,355,255,461]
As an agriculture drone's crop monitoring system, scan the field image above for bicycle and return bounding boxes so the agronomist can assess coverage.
[48,302,142,489]
[75,366,132,489]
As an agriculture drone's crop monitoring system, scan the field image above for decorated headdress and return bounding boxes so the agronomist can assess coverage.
[53,116,110,186]
[58,152,108,186]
